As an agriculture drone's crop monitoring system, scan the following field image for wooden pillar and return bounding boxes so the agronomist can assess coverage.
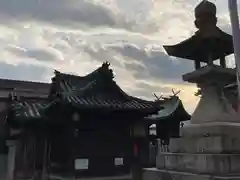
[194,60,201,69]
[132,163,142,180]
[6,140,18,180]
[33,132,45,180]
[207,59,214,66]
[22,140,28,179]
[207,51,214,66]
[170,120,180,138]
[132,138,143,180]
[220,56,226,68]
[41,137,48,180]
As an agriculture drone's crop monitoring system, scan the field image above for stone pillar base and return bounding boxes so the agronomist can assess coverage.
[143,123,240,180]
[143,168,240,180]
[181,122,240,137]
[143,66,240,180]
[156,152,240,175]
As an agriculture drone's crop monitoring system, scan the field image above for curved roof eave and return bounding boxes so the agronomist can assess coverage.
[145,96,191,122]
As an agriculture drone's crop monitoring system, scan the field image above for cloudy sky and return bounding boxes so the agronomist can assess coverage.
[0,0,236,113]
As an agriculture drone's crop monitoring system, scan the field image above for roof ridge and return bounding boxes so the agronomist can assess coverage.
[54,62,114,80]
[0,78,49,85]
[61,80,97,96]
[54,70,85,79]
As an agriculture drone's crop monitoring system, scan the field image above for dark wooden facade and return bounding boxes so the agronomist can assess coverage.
[6,62,161,179]
[0,78,49,157]
[145,96,190,143]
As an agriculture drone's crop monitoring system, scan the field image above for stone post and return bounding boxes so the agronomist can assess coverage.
[6,140,18,180]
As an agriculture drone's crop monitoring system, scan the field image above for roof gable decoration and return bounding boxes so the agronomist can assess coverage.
[90,61,114,80]
[148,96,181,119]
[48,62,161,111]
[52,61,114,94]
[146,91,191,122]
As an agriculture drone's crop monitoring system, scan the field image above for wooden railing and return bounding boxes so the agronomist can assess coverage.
[148,139,170,167]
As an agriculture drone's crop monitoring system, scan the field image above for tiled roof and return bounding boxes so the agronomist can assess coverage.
[52,62,160,111]
[61,94,158,110]
[10,100,50,120]
[0,78,50,92]
[145,96,191,122]
[7,62,161,124]
[163,27,233,62]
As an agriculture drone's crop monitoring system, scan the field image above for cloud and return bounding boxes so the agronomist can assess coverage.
[131,81,172,99]
[0,0,160,34]
[83,43,194,84]
[0,0,117,27]
[0,62,51,82]
[0,0,232,115]
[0,0,199,34]
[5,44,64,62]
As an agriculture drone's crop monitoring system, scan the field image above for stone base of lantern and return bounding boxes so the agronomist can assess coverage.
[143,123,240,180]
[143,168,240,180]
[182,65,238,124]
[142,66,240,180]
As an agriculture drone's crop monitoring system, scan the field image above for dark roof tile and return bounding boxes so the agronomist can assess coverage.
[164,27,233,62]
[145,96,191,122]
[8,63,162,124]
[52,62,160,111]
[10,100,50,120]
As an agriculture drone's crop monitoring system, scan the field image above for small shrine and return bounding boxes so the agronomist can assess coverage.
[145,94,190,141]
[143,1,240,180]
[5,62,162,180]
[145,95,190,167]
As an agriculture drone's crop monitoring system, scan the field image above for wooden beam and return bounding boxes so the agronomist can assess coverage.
[194,60,201,69]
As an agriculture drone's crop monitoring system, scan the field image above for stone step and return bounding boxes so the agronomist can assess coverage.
[181,122,240,137]
[156,152,240,175]
[169,135,240,153]
[46,174,133,180]
[143,168,240,180]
